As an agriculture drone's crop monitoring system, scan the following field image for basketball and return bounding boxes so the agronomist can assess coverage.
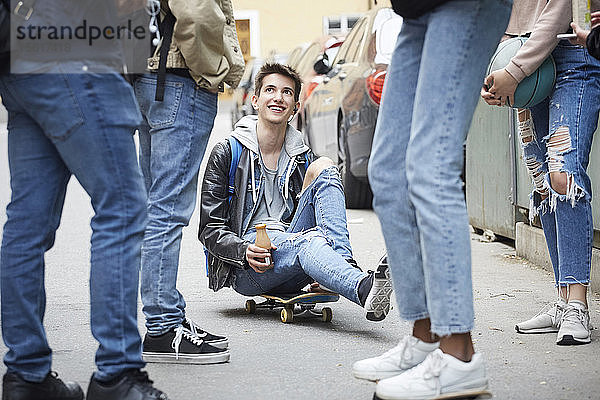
[486,37,556,108]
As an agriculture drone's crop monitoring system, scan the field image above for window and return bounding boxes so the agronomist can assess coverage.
[323,14,363,35]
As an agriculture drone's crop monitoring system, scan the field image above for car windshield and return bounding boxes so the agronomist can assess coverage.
[373,9,402,65]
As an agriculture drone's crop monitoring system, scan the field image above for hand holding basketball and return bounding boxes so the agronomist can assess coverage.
[484,68,518,107]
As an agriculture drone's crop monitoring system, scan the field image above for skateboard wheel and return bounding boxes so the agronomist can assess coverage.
[281,307,294,323]
[321,307,333,322]
[245,299,256,314]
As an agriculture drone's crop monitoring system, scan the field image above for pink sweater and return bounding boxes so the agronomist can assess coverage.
[505,0,600,82]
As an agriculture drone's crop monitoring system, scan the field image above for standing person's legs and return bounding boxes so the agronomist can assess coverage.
[134,73,216,336]
[134,73,229,364]
[0,70,151,395]
[546,43,600,345]
[0,76,83,399]
[365,1,510,397]
[515,101,568,335]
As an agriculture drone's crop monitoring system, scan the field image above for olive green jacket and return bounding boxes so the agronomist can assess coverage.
[147,0,245,92]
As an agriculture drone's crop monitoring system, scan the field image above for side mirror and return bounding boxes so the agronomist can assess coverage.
[313,54,331,75]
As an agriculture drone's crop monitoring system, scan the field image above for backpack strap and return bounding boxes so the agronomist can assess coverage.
[155,9,176,101]
[204,136,243,277]
[227,136,243,204]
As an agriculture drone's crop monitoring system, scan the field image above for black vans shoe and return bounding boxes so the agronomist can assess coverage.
[86,369,167,400]
[2,371,83,400]
[181,318,229,349]
[142,326,230,364]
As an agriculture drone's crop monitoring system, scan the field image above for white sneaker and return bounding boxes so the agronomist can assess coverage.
[556,300,592,345]
[515,298,566,334]
[374,349,488,400]
[352,336,439,381]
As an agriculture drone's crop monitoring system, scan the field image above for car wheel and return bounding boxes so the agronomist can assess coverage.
[337,117,373,209]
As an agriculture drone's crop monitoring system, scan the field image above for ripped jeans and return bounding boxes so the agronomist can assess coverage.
[232,166,366,305]
[519,40,600,286]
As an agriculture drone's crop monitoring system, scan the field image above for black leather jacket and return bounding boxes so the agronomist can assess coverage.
[199,132,313,292]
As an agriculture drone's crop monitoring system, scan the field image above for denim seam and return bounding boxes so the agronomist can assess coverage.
[84,72,128,373]
[153,83,196,330]
[429,2,482,330]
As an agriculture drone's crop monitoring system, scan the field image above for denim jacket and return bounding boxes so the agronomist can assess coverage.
[199,116,313,291]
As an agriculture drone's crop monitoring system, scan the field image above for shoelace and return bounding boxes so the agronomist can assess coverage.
[532,301,564,325]
[184,318,207,338]
[378,336,416,368]
[561,304,587,327]
[403,350,446,394]
[171,326,204,360]
[126,370,167,399]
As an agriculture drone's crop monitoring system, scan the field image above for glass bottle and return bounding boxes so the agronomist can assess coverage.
[254,224,273,267]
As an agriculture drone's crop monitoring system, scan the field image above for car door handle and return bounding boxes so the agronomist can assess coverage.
[339,71,347,80]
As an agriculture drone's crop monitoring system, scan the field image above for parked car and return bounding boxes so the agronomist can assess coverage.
[230,57,263,128]
[286,45,309,70]
[289,36,344,131]
[303,8,402,208]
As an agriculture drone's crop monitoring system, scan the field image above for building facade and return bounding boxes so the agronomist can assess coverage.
[232,0,390,61]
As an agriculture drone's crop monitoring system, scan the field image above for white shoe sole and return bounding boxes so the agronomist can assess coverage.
[556,334,591,345]
[206,338,229,349]
[352,369,402,382]
[515,325,558,334]
[142,350,230,364]
[374,387,491,400]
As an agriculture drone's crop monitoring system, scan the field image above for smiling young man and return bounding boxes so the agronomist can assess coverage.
[199,63,393,321]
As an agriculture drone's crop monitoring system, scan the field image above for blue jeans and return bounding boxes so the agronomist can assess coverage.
[232,167,365,304]
[0,68,147,381]
[368,0,511,335]
[523,42,600,286]
[133,73,217,336]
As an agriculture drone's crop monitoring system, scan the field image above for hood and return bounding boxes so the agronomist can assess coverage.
[231,115,310,157]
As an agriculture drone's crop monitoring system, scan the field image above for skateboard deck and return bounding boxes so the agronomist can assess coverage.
[244,291,339,323]
[374,390,492,400]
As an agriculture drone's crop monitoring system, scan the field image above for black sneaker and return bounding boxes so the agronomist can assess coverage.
[2,371,83,400]
[364,255,393,321]
[86,369,167,400]
[142,326,230,364]
[182,318,229,349]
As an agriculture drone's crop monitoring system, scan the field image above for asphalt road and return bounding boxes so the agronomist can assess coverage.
[0,101,599,399]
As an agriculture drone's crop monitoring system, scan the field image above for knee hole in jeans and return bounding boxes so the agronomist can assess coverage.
[302,157,335,190]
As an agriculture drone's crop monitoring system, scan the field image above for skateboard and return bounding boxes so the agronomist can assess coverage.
[373,390,492,400]
[244,291,340,323]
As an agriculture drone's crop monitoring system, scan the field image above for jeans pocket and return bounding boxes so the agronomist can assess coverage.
[5,73,85,141]
[134,76,184,129]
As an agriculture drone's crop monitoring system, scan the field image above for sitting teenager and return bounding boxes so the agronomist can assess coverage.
[199,63,392,321]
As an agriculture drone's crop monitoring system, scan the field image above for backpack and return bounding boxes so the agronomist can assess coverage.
[203,136,310,276]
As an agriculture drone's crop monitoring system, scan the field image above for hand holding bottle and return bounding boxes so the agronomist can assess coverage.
[246,224,277,273]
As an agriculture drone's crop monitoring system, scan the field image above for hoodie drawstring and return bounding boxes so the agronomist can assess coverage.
[283,157,296,200]
[250,154,257,203]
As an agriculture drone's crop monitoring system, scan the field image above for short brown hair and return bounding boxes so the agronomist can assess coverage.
[254,63,302,103]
